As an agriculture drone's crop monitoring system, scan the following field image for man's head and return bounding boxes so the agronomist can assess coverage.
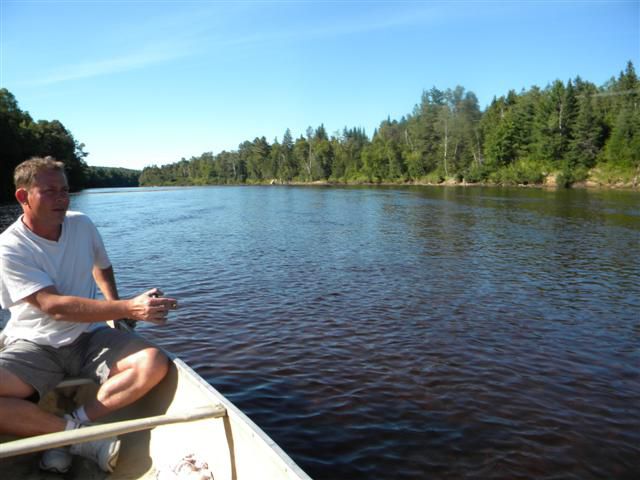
[14,157,70,236]
[14,156,66,190]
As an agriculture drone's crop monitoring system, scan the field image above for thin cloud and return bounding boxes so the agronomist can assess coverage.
[29,45,190,86]
[205,4,453,51]
[306,6,447,38]
[23,4,449,86]
[21,5,213,87]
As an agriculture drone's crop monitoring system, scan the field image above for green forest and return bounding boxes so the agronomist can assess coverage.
[1,61,638,201]
[0,89,141,201]
[139,62,639,189]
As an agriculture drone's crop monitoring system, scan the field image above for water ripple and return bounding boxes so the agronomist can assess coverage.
[2,186,639,479]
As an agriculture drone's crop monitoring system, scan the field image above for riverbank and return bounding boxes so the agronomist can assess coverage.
[277,170,640,191]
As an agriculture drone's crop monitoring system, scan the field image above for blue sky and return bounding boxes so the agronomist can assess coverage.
[1,0,638,170]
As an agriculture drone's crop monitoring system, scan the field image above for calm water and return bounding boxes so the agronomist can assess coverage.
[1,185,639,479]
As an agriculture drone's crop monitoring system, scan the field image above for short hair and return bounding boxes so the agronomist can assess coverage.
[14,156,66,189]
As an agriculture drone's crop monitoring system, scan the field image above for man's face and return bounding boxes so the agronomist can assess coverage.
[23,169,70,226]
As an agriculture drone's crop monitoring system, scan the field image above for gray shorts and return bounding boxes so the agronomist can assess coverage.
[0,327,156,400]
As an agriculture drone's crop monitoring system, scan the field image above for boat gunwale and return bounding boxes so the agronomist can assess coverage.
[170,356,312,480]
[0,342,312,480]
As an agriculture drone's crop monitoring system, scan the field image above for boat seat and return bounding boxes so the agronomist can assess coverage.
[55,377,96,389]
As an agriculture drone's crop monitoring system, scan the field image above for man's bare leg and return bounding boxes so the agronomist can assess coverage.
[0,367,65,436]
[83,347,168,421]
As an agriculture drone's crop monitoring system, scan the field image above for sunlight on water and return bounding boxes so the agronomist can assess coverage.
[2,186,639,479]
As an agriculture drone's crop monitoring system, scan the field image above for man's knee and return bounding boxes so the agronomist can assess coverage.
[136,347,169,385]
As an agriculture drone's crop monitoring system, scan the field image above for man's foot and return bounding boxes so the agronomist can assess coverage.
[70,435,121,473]
[39,446,73,473]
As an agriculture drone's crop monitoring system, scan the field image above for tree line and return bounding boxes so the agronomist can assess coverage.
[139,61,639,188]
[1,89,88,201]
[2,61,638,201]
[0,89,140,202]
[85,167,140,189]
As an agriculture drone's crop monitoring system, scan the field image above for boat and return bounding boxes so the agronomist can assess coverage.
[0,333,312,479]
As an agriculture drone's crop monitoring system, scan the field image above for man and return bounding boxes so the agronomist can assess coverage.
[0,156,178,473]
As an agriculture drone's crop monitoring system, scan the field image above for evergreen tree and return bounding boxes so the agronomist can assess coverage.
[483,97,519,167]
[266,138,280,180]
[604,62,640,168]
[278,128,296,181]
[404,88,443,176]
[242,137,269,181]
[294,135,311,180]
[605,105,640,167]
[311,125,333,179]
[331,127,368,180]
[569,89,605,169]
[535,80,578,166]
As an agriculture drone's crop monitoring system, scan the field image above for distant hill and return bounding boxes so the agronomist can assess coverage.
[85,166,140,188]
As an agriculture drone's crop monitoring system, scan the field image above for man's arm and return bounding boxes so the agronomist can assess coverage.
[93,265,119,301]
[23,286,177,325]
[93,266,136,328]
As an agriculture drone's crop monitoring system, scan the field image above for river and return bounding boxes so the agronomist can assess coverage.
[1,185,639,479]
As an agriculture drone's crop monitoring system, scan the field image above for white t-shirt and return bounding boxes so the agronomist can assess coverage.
[0,211,111,346]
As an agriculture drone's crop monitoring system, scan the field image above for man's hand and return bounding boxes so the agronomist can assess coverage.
[24,286,178,324]
[127,288,178,325]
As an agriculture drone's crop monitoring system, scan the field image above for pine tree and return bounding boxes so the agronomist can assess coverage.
[482,96,517,167]
[278,128,296,181]
[569,90,604,169]
[604,61,640,168]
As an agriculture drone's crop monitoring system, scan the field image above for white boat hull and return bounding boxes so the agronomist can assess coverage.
[0,354,311,479]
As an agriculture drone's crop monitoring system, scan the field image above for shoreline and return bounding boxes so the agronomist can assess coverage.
[277,177,640,191]
[2,178,638,204]
[125,179,640,192]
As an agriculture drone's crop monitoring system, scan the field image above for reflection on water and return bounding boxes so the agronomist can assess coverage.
[1,186,639,479]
